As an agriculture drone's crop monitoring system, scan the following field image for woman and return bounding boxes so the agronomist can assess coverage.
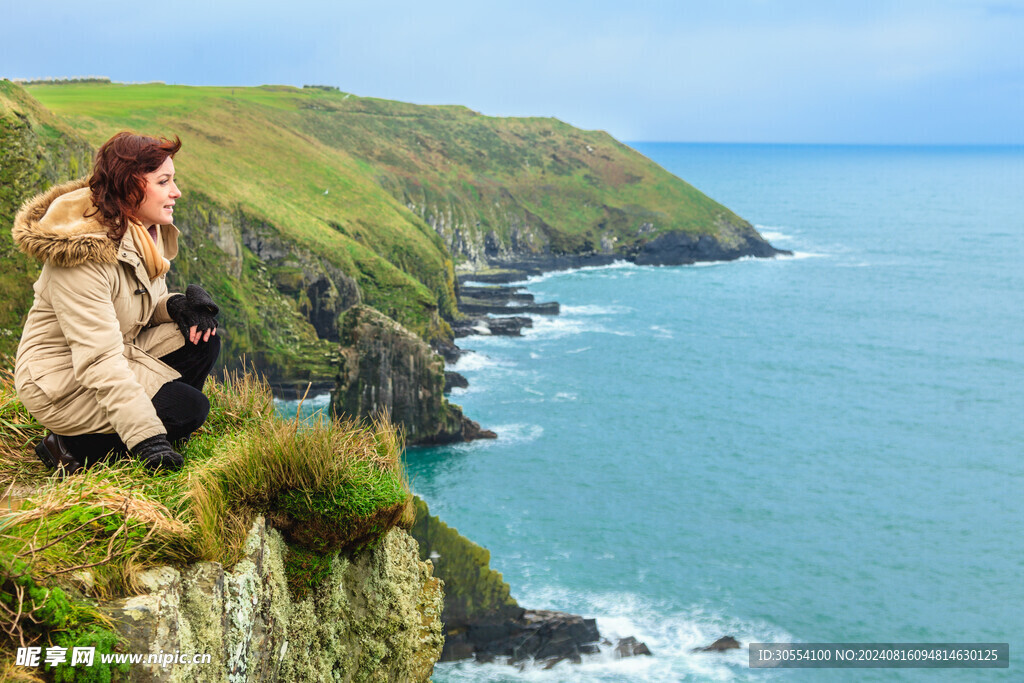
[12,132,220,474]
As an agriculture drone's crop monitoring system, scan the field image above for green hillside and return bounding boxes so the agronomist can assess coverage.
[2,80,773,381]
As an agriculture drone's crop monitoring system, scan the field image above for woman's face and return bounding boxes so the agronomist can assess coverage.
[135,156,181,227]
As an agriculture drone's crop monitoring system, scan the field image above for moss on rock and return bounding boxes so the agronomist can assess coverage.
[408,496,522,629]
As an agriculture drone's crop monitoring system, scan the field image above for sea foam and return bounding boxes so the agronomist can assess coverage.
[434,586,792,682]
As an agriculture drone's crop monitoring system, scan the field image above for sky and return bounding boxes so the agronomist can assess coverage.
[2,0,1022,144]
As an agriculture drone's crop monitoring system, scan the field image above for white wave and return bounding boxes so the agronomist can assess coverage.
[779,251,826,260]
[435,588,792,682]
[561,304,633,316]
[529,352,542,359]
[688,255,760,268]
[491,423,544,444]
[506,260,639,286]
[648,325,673,339]
[565,346,591,354]
[522,313,637,340]
[754,225,796,243]
[451,350,515,372]
[553,392,577,401]
[522,316,601,340]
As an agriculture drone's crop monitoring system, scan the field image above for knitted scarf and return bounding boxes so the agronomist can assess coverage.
[126,221,170,280]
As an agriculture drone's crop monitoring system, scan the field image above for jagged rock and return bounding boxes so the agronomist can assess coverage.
[332,305,491,445]
[237,214,362,340]
[486,316,534,335]
[615,636,653,658]
[432,338,463,365]
[444,371,469,392]
[471,610,600,666]
[458,285,534,304]
[461,418,497,441]
[632,230,788,266]
[451,316,532,338]
[693,635,742,652]
[101,517,444,682]
[459,299,559,316]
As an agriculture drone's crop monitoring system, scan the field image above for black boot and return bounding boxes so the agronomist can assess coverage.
[35,433,83,476]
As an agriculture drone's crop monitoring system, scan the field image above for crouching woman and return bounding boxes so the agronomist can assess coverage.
[12,132,220,474]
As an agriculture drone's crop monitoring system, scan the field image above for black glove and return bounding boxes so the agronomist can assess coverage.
[132,434,184,472]
[167,284,219,340]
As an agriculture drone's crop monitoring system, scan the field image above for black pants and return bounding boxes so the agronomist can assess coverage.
[63,336,220,467]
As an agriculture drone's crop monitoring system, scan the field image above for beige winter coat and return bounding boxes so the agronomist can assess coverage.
[12,179,186,449]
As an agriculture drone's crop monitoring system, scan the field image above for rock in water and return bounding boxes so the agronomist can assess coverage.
[615,636,653,658]
[693,635,742,652]
[444,371,469,392]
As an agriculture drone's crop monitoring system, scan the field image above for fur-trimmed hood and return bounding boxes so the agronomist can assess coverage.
[12,178,179,267]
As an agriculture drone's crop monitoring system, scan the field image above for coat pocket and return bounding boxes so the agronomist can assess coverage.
[26,359,77,404]
[123,344,181,398]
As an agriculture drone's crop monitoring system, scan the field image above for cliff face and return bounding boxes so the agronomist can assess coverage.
[102,517,443,683]
[331,305,492,445]
[408,497,521,632]
[165,192,360,384]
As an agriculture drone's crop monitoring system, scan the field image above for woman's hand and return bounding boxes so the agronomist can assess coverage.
[167,284,220,344]
[188,324,216,344]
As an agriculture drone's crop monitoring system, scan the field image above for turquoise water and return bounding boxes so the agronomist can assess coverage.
[281,144,1024,680]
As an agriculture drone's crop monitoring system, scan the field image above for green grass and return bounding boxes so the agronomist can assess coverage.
[0,365,412,679]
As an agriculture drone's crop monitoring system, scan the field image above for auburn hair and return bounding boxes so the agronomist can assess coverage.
[87,132,182,240]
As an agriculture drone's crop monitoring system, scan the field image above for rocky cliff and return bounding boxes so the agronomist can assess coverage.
[0,80,93,358]
[331,305,494,445]
[103,517,443,683]
[0,370,445,682]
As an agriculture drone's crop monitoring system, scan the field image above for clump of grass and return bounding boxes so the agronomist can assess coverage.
[198,364,277,434]
[0,364,410,675]
[187,408,409,564]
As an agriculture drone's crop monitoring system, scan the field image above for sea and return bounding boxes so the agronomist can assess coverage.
[279,144,1024,681]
